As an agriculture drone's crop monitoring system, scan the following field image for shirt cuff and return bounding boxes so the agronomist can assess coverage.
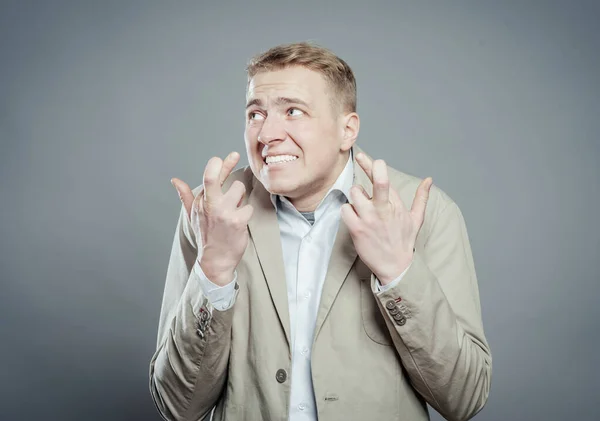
[193,260,238,311]
[374,261,413,293]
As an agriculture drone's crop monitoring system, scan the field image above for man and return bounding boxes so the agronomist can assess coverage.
[149,42,492,421]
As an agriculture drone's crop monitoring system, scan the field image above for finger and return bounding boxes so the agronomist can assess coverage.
[219,152,240,186]
[349,185,371,218]
[223,180,246,208]
[340,203,362,233]
[355,152,374,182]
[171,178,194,219]
[203,157,224,201]
[192,187,204,216]
[371,159,390,209]
[235,204,254,225]
[190,191,204,237]
[388,184,408,212]
[236,190,245,208]
[355,184,370,200]
[411,177,434,223]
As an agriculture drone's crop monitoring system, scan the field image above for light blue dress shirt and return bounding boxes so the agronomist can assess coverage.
[194,150,411,420]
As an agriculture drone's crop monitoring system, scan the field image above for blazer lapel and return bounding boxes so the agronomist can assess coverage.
[313,145,373,341]
[247,177,292,348]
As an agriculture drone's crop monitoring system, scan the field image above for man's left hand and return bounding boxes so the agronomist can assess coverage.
[341,153,433,285]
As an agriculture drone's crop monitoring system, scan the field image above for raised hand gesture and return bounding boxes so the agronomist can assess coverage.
[171,152,253,286]
[341,153,433,285]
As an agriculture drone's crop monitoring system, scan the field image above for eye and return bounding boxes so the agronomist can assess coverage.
[248,111,265,121]
[287,108,304,117]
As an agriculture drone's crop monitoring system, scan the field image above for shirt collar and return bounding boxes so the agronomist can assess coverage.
[269,148,354,211]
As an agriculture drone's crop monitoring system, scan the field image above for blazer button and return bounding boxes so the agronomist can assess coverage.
[276,369,288,383]
[393,313,406,325]
[385,300,396,310]
[393,313,404,321]
[389,307,399,315]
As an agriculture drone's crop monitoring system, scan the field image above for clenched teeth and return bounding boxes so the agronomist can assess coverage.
[265,155,298,164]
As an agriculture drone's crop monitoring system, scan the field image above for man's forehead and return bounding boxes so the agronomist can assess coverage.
[246,67,327,101]
[247,80,308,98]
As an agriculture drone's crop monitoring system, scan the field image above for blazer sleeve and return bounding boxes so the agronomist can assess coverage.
[373,200,492,421]
[149,201,237,421]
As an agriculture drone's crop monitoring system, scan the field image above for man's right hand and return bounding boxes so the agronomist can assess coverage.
[171,151,254,287]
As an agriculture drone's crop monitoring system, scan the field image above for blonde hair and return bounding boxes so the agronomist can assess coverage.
[246,41,357,114]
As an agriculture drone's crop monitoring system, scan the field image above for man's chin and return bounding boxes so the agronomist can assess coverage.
[265,186,294,197]
[260,179,299,198]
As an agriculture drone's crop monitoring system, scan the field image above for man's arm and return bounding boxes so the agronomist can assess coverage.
[373,201,492,421]
[149,203,236,421]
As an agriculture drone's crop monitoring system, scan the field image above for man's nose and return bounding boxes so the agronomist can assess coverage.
[257,115,286,144]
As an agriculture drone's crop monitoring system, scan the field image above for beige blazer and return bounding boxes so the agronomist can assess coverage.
[149,145,492,421]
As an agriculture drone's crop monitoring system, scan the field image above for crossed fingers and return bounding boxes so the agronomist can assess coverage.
[203,152,240,201]
[192,151,242,216]
[354,153,404,215]
[355,152,433,222]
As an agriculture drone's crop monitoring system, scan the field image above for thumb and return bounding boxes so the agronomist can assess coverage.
[171,178,194,219]
[411,177,433,225]
[237,204,254,224]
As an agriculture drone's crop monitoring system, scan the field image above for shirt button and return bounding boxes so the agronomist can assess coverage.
[275,369,287,383]
[303,291,311,300]
[301,347,310,356]
[298,403,307,411]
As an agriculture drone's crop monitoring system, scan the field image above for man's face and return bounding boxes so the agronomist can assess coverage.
[244,66,355,201]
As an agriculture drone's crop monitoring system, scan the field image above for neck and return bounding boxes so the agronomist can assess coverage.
[288,151,350,212]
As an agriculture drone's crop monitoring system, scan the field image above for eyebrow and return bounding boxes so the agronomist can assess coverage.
[245,97,310,109]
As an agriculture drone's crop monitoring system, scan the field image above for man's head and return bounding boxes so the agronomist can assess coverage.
[244,42,360,211]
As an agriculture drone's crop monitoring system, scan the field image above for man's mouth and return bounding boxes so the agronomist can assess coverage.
[264,155,299,165]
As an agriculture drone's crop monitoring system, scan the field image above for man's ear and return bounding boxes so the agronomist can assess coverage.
[340,112,360,152]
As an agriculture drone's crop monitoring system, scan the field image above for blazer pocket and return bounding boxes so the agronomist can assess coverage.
[360,277,393,346]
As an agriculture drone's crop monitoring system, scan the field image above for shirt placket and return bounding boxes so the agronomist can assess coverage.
[290,218,318,419]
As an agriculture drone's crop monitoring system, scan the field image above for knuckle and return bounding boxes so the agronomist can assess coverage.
[362,215,375,226]
[354,223,366,236]
[214,211,228,223]
[230,216,243,228]
[375,180,389,189]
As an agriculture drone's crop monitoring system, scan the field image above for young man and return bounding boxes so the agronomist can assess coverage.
[150,42,491,421]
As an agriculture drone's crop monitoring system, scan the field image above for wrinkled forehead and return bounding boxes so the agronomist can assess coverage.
[246,67,330,104]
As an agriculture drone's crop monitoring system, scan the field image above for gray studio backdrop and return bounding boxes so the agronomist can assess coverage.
[1,1,598,420]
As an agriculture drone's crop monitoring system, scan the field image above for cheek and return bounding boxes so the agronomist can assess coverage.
[243,134,261,170]
[295,127,337,160]
[244,127,261,151]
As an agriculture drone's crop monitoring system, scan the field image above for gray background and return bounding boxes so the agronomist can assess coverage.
[1,1,598,420]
